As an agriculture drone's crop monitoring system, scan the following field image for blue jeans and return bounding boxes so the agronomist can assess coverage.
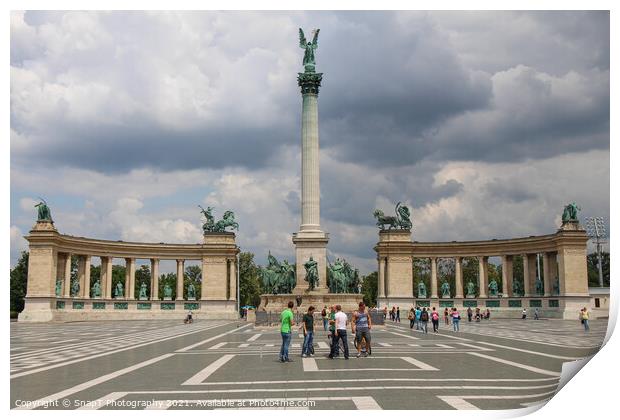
[330,329,349,358]
[323,318,328,331]
[583,319,590,331]
[302,331,314,355]
[453,319,460,331]
[280,332,292,361]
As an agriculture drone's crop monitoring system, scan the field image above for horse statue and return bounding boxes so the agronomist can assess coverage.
[260,252,282,294]
[373,202,413,230]
[198,205,215,233]
[280,260,296,294]
[35,197,53,222]
[214,210,239,232]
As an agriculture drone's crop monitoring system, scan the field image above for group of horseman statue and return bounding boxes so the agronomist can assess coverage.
[34,198,577,300]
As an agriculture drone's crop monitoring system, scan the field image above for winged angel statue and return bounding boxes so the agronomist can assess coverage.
[299,28,320,72]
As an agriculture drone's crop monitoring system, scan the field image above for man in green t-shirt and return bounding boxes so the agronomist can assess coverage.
[279,301,295,362]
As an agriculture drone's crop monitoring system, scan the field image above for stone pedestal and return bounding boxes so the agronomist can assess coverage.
[260,292,362,314]
[292,231,329,294]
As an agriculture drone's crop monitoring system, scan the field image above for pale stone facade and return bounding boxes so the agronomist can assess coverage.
[18,221,239,322]
[375,220,594,320]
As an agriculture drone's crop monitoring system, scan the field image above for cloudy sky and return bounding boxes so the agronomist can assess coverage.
[10,11,610,274]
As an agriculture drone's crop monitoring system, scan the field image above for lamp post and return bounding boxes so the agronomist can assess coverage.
[585,217,607,288]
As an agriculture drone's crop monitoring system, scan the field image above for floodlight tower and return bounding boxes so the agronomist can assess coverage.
[585,217,607,288]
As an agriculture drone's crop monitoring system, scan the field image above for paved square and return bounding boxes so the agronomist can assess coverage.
[11,318,606,410]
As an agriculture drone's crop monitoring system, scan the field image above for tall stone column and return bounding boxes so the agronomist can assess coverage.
[454,257,464,298]
[548,252,558,294]
[378,258,386,298]
[176,259,185,300]
[62,253,72,298]
[522,254,532,297]
[430,257,438,299]
[150,258,159,300]
[478,256,488,298]
[126,258,136,299]
[103,257,113,299]
[501,255,513,297]
[293,70,329,293]
[542,252,552,297]
[82,256,91,299]
[228,258,237,301]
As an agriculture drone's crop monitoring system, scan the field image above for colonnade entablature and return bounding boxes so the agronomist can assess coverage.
[374,223,589,320]
[19,220,239,322]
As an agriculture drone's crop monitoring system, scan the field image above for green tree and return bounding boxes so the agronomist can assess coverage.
[462,257,479,295]
[488,262,502,292]
[413,258,430,295]
[184,265,202,299]
[438,258,456,296]
[239,252,262,309]
[10,251,29,315]
[90,264,101,296]
[361,271,378,307]
[135,264,151,298]
[588,252,610,287]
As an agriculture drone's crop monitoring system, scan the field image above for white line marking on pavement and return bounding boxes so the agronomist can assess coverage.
[238,344,250,348]
[318,342,329,349]
[209,342,227,350]
[352,396,382,409]
[475,342,576,360]
[438,396,479,410]
[291,343,300,348]
[196,377,558,386]
[183,355,236,385]
[401,356,439,371]
[467,352,561,376]
[247,334,262,342]
[265,344,275,347]
[15,353,174,410]
[302,358,319,371]
[386,330,419,340]
[436,344,454,349]
[407,344,420,347]
[11,322,230,378]
[459,342,491,351]
[176,324,251,352]
[378,343,392,347]
[438,390,556,410]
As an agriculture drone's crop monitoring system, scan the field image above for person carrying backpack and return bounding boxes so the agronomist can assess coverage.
[420,308,429,334]
[321,306,328,331]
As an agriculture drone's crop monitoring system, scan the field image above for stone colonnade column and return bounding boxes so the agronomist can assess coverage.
[151,258,159,300]
[430,257,438,299]
[126,258,136,299]
[522,254,531,297]
[176,259,185,300]
[454,257,463,298]
[62,253,72,297]
[82,255,91,299]
[228,258,237,301]
[548,252,558,294]
[378,258,386,298]
[501,255,513,297]
[478,256,488,298]
[103,257,113,299]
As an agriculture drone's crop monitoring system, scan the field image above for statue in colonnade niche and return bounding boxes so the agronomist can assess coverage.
[466,280,476,297]
[55,279,62,296]
[535,277,544,296]
[561,202,581,223]
[304,256,319,291]
[163,283,173,299]
[417,281,427,298]
[512,278,524,296]
[70,278,80,297]
[34,197,53,222]
[138,282,148,299]
[114,282,124,298]
[91,279,101,298]
[553,276,560,295]
[440,281,451,298]
[187,282,196,299]
[488,279,499,296]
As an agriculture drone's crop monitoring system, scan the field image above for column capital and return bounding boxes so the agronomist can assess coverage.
[298,71,323,95]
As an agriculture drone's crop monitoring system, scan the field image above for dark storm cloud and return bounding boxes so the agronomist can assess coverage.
[11,11,609,175]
